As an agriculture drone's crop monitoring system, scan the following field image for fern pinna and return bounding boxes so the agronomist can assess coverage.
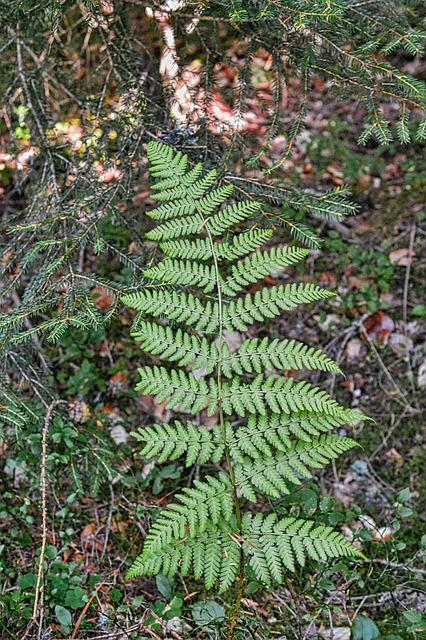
[123,142,365,632]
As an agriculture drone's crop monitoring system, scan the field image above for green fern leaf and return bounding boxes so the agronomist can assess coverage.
[122,289,219,334]
[229,410,365,460]
[221,336,342,376]
[132,320,217,372]
[159,228,273,261]
[136,366,215,414]
[126,143,366,594]
[127,522,240,593]
[220,375,347,418]
[140,474,233,556]
[223,246,310,294]
[132,420,224,466]
[144,258,218,293]
[235,435,359,500]
[241,513,362,585]
[223,283,335,331]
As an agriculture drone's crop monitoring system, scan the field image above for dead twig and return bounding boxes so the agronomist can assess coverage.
[71,581,105,639]
[402,224,416,324]
[32,400,67,635]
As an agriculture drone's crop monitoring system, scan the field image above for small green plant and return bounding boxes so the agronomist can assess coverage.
[123,142,368,638]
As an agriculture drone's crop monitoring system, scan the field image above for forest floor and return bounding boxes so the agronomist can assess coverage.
[1,55,425,640]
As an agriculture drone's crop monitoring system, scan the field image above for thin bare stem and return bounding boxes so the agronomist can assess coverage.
[32,400,67,628]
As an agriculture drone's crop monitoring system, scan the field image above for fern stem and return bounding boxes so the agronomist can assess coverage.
[206,227,244,639]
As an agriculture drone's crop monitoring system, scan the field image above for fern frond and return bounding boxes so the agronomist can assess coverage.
[132,420,224,466]
[223,246,310,294]
[235,435,359,500]
[230,410,365,459]
[136,366,351,418]
[136,365,214,414]
[127,521,240,592]
[241,513,362,585]
[126,143,365,594]
[220,375,349,418]
[159,228,273,261]
[223,283,336,331]
[122,289,219,334]
[140,474,233,556]
[151,169,218,202]
[144,258,218,293]
[206,201,262,236]
[147,141,189,179]
[132,320,217,372]
[221,337,342,376]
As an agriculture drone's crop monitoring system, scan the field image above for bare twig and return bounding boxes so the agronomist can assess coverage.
[360,323,414,412]
[71,582,105,639]
[32,400,67,631]
[402,224,416,324]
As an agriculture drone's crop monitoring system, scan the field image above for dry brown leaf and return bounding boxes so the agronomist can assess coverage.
[361,310,395,344]
[92,286,114,310]
[373,526,393,542]
[389,247,416,266]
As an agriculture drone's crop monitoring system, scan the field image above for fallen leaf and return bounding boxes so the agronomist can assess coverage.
[385,447,405,469]
[96,165,123,184]
[389,247,415,266]
[100,1,114,13]
[361,311,395,344]
[92,287,114,310]
[347,276,369,290]
[109,371,128,391]
[372,526,393,542]
[81,523,103,552]
[68,400,91,423]
[358,514,377,531]
[319,271,337,288]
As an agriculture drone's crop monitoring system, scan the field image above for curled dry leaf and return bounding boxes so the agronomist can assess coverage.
[372,527,393,542]
[361,310,395,344]
[80,523,104,552]
[100,1,114,14]
[110,423,129,445]
[109,371,128,392]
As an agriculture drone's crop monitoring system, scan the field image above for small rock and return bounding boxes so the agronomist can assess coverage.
[345,338,366,364]
[418,360,426,388]
[388,332,413,357]
[3,462,27,487]
[110,423,129,445]
[318,314,340,332]
[322,628,350,640]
